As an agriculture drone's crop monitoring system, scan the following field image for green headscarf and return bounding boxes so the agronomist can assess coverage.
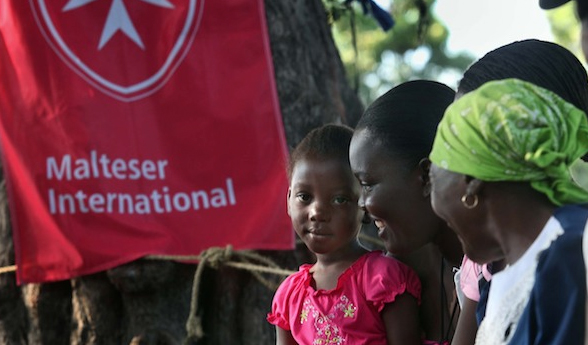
[429,78,588,206]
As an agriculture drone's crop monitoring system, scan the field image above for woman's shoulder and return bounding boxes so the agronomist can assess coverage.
[350,251,421,310]
[534,205,587,280]
[361,250,412,269]
[508,206,588,344]
[358,251,421,291]
[543,204,588,256]
[553,204,588,234]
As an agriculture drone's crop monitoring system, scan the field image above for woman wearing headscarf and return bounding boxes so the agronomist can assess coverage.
[429,78,588,344]
[452,38,588,345]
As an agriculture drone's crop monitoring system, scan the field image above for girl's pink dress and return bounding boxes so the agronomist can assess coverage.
[267,251,421,344]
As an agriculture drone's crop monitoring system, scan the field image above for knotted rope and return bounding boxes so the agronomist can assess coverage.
[149,246,296,344]
[183,246,234,343]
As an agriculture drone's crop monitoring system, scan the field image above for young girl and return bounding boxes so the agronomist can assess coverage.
[267,124,422,345]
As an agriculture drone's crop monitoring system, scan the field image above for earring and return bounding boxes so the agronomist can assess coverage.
[461,194,479,209]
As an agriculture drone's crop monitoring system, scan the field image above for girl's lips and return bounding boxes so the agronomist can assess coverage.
[306,229,329,237]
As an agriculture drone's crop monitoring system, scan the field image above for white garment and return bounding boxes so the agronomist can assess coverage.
[475,217,564,345]
[453,266,465,308]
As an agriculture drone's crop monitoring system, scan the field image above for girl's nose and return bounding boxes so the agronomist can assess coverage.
[309,200,328,222]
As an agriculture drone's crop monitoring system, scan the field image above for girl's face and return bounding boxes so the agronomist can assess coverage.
[287,157,362,257]
[349,129,442,256]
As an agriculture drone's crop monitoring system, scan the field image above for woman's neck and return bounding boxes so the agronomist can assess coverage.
[486,184,556,265]
[432,223,463,266]
[495,205,554,265]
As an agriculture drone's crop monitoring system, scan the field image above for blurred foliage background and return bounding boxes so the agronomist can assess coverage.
[324,0,587,186]
[547,2,583,58]
[326,0,474,104]
[325,0,583,103]
[547,3,588,188]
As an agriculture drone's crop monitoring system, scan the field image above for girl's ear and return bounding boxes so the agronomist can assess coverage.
[286,188,292,216]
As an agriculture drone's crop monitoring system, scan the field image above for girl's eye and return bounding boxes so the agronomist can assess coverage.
[296,193,311,203]
[333,196,349,205]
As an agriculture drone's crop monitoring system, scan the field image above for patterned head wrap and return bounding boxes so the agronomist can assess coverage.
[430,78,588,206]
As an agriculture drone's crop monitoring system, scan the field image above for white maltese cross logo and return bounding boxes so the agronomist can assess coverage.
[63,0,175,50]
[31,0,204,102]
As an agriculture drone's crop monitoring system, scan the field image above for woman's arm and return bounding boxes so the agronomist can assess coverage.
[451,296,478,345]
[382,293,421,345]
[275,326,297,345]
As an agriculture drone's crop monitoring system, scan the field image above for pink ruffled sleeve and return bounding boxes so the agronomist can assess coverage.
[362,253,421,313]
[266,271,301,330]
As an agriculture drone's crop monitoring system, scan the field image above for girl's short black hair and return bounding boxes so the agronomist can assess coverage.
[288,124,354,180]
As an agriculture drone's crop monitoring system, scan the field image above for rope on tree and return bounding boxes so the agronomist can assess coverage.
[146,253,296,280]
[0,265,16,274]
[183,246,233,343]
[0,246,297,344]
[176,245,298,344]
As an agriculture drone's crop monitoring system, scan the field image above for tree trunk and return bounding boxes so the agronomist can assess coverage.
[0,0,362,344]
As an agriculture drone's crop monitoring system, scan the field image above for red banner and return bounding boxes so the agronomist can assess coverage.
[0,0,293,283]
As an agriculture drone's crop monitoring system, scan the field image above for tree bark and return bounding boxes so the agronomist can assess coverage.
[267,0,364,146]
[0,0,362,344]
[0,178,28,345]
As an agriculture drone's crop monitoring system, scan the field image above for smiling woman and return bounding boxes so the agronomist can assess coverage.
[349,80,461,344]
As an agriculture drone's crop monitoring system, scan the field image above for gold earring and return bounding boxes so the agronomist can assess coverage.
[461,194,478,209]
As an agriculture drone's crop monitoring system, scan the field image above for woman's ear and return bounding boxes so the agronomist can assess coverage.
[461,177,484,209]
[418,158,432,196]
[464,176,484,195]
